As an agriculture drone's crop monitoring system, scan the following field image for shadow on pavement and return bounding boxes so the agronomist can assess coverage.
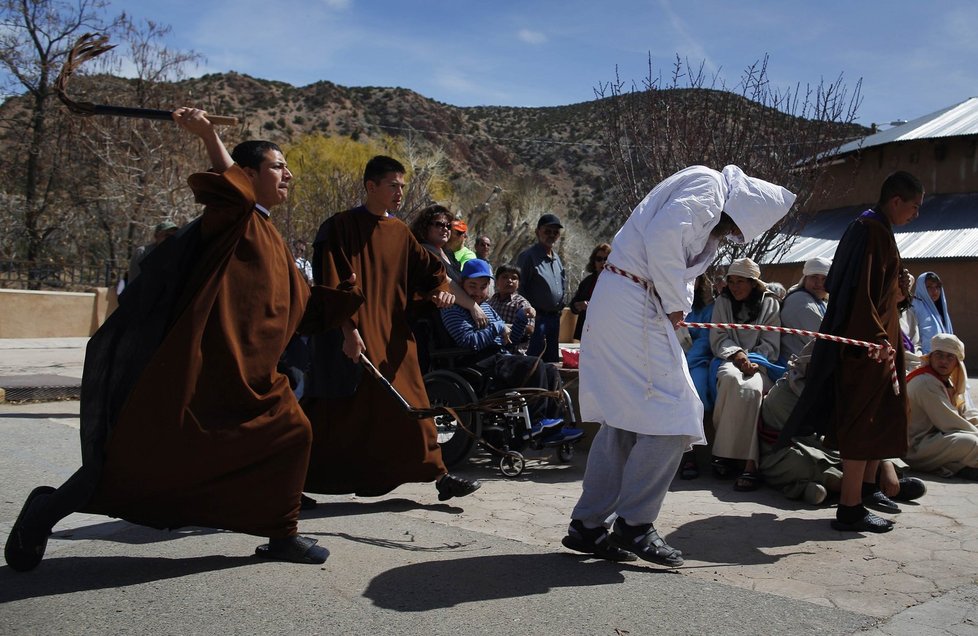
[0,412,82,419]
[669,512,852,566]
[301,498,464,520]
[53,521,226,544]
[0,555,256,602]
[364,552,666,611]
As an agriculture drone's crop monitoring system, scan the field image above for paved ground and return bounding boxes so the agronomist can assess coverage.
[1,338,977,634]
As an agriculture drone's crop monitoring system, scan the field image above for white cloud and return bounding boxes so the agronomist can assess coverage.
[517,29,547,45]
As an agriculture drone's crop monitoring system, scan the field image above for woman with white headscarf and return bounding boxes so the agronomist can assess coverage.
[913,272,954,354]
[905,334,978,480]
[780,256,831,362]
[562,165,794,566]
[709,257,782,491]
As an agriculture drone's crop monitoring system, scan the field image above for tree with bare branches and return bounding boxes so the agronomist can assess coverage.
[0,0,123,267]
[593,54,866,265]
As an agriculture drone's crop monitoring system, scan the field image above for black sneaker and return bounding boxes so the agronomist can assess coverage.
[831,511,894,533]
[607,518,684,567]
[436,474,482,501]
[561,520,637,562]
[863,489,900,514]
[892,477,926,502]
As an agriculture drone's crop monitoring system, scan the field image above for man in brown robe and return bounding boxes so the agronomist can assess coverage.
[5,109,327,571]
[302,156,481,501]
[782,171,922,533]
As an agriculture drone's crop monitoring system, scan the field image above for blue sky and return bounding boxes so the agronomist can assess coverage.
[107,0,977,127]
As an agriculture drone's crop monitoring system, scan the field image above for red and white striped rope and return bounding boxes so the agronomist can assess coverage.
[679,321,900,396]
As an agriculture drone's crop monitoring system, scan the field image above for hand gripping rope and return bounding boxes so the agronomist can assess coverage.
[678,321,900,396]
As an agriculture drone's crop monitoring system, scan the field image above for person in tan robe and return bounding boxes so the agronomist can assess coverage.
[906,334,978,479]
[5,109,327,572]
[783,171,922,533]
[302,155,482,501]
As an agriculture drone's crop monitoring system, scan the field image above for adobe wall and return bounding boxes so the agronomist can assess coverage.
[811,136,978,211]
[0,288,117,338]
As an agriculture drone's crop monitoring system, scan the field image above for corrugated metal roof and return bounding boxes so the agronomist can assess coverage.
[822,96,978,159]
[758,192,978,264]
[761,229,978,265]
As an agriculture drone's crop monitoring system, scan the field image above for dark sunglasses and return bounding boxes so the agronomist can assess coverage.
[431,221,451,229]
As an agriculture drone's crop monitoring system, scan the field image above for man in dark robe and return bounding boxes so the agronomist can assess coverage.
[5,109,327,571]
[301,156,481,501]
[781,171,922,533]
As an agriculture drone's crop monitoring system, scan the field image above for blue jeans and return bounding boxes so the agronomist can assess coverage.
[527,310,561,363]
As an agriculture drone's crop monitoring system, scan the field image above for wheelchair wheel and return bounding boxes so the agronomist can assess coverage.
[425,370,481,468]
[556,443,574,463]
[499,451,525,478]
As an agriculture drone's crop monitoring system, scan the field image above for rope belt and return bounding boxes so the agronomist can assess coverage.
[604,263,652,292]
[679,321,900,396]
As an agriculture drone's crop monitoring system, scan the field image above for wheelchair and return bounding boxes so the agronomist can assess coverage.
[422,338,581,478]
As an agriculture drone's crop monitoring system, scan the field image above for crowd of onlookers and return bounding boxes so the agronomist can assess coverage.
[677,257,978,507]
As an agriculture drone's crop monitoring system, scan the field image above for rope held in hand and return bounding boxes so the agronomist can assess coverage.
[678,321,900,396]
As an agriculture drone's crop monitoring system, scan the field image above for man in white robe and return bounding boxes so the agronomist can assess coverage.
[561,165,795,565]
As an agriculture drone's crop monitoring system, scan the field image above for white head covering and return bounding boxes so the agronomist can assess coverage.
[931,333,965,361]
[720,165,797,243]
[926,333,967,410]
[803,257,832,277]
[726,257,767,291]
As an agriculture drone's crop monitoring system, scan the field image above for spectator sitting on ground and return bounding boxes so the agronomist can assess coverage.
[488,263,535,354]
[676,273,716,480]
[779,256,830,363]
[708,257,783,492]
[913,272,955,354]
[569,243,610,341]
[905,333,978,481]
[447,219,477,266]
[759,341,925,505]
[441,259,582,444]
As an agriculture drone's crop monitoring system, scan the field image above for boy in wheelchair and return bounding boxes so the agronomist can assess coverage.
[441,259,583,445]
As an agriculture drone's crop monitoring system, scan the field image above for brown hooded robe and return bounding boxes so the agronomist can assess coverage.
[82,166,312,539]
[303,207,450,496]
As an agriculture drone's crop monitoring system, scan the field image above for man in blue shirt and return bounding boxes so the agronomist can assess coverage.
[441,259,580,442]
[517,214,566,363]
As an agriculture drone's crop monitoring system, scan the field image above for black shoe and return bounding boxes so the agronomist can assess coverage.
[863,489,900,514]
[892,477,927,502]
[607,519,684,567]
[831,511,894,533]
[561,520,637,562]
[436,474,482,501]
[300,494,318,510]
[4,486,56,572]
[255,535,329,564]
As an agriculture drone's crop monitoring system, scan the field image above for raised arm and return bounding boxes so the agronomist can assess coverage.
[172,107,234,173]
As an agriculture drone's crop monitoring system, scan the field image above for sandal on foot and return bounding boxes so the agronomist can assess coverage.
[733,471,762,492]
[561,520,637,562]
[607,520,684,567]
[711,457,734,479]
[831,512,894,533]
[4,485,56,572]
[255,535,329,564]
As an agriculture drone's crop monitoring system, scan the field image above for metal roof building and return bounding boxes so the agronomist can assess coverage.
[822,96,978,159]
